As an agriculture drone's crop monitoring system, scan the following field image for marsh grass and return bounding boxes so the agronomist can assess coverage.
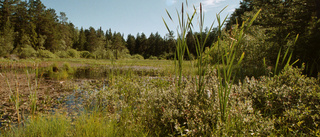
[215,9,261,122]
[14,74,21,124]
[163,2,196,92]
[273,34,299,75]
[26,64,42,116]
[164,0,261,123]
[1,110,148,137]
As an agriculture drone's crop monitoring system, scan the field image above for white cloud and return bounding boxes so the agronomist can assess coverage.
[166,0,177,6]
[200,0,226,12]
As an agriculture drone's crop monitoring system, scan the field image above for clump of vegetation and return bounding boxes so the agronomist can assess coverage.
[55,51,69,58]
[37,50,57,59]
[243,66,320,135]
[80,51,95,59]
[66,49,80,58]
[148,55,158,60]
[19,46,37,59]
[43,63,74,80]
[131,54,144,60]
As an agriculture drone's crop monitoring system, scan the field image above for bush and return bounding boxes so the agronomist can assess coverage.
[55,51,70,58]
[93,49,107,59]
[105,50,114,59]
[80,51,95,59]
[148,56,158,60]
[159,52,174,60]
[67,49,80,58]
[131,54,144,60]
[244,66,320,135]
[38,50,57,58]
[42,63,74,80]
[20,46,37,58]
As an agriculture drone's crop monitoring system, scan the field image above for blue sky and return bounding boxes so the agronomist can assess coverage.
[42,0,241,37]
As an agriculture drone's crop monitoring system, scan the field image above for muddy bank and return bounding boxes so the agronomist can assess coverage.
[0,72,75,130]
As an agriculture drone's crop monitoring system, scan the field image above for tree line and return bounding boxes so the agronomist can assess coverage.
[1,0,320,75]
[0,0,181,60]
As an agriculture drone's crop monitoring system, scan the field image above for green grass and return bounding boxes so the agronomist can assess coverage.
[1,111,148,137]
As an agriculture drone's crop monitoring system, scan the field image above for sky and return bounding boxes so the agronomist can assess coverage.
[41,0,241,38]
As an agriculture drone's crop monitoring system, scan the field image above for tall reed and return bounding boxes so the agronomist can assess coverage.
[163,1,195,94]
[215,10,261,122]
[273,34,299,75]
[26,64,41,116]
[14,73,21,124]
[164,1,261,123]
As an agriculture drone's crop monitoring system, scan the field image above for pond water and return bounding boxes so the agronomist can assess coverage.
[0,65,163,130]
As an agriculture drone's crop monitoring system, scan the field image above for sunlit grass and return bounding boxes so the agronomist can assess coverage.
[1,111,148,137]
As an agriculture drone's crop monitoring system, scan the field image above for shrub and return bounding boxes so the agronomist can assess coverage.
[244,66,320,135]
[62,62,74,74]
[105,50,114,59]
[148,56,158,60]
[42,63,74,80]
[80,51,95,59]
[38,50,57,58]
[55,51,69,58]
[131,54,144,60]
[93,49,107,59]
[20,46,37,58]
[67,49,80,58]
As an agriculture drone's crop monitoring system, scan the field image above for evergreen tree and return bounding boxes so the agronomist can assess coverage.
[85,27,98,52]
[77,27,86,51]
[135,32,147,57]
[111,32,127,59]
[126,34,136,55]
[0,19,15,56]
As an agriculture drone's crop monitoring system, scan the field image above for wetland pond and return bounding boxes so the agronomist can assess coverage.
[0,63,163,130]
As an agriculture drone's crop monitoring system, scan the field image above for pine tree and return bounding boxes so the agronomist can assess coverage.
[77,27,86,51]
[111,32,127,59]
[126,34,136,55]
[0,19,15,56]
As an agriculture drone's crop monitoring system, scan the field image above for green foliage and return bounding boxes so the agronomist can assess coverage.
[244,66,320,135]
[163,2,196,89]
[227,0,320,76]
[42,63,74,80]
[5,114,70,137]
[0,20,15,57]
[37,50,57,59]
[148,55,158,60]
[55,51,69,58]
[80,51,94,59]
[62,62,74,74]
[66,49,80,58]
[19,45,37,58]
[92,49,107,59]
[2,111,148,137]
[104,50,114,59]
[131,54,144,60]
